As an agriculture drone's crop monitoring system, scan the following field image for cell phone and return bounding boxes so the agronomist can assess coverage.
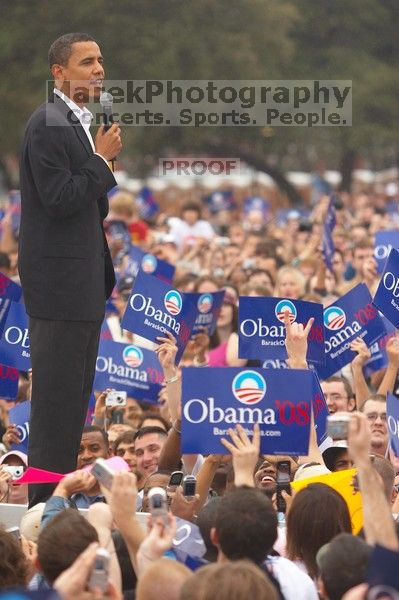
[3,465,24,480]
[6,526,21,541]
[182,475,197,499]
[148,486,168,523]
[326,414,350,440]
[276,460,291,514]
[91,458,115,490]
[88,548,110,593]
[168,471,184,492]
[105,390,127,407]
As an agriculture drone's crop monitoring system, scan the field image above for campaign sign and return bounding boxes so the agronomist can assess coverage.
[373,248,399,329]
[205,191,236,214]
[244,196,270,217]
[322,197,336,272]
[8,400,31,455]
[0,364,19,400]
[363,316,396,377]
[238,296,325,365]
[0,272,22,302]
[186,290,225,336]
[125,245,175,284]
[374,231,399,274]
[387,392,399,458]
[94,339,163,402]
[311,371,332,452]
[181,367,312,455]
[0,300,31,371]
[317,283,386,380]
[121,270,198,364]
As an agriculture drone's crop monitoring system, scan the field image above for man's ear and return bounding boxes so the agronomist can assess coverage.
[348,397,356,412]
[51,63,64,83]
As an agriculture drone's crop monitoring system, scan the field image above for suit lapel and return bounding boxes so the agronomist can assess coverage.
[51,93,93,157]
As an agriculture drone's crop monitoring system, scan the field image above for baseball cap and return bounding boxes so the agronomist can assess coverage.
[322,441,348,472]
[0,450,28,466]
[20,503,46,542]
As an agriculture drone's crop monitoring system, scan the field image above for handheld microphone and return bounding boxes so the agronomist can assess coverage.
[100,92,114,131]
[99,92,115,171]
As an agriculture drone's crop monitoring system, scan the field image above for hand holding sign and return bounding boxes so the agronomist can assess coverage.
[155,332,178,376]
[347,412,371,467]
[386,336,399,368]
[284,310,314,369]
[221,423,260,487]
[350,337,371,368]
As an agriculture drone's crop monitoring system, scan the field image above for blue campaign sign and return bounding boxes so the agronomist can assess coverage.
[311,371,332,451]
[238,296,325,365]
[94,339,163,402]
[0,364,19,400]
[317,283,386,380]
[243,196,270,217]
[322,198,336,272]
[374,231,399,274]
[186,290,225,336]
[205,191,236,214]
[136,186,159,219]
[373,248,399,329]
[0,272,22,302]
[363,316,396,377]
[8,400,31,454]
[0,301,31,371]
[387,392,399,458]
[121,270,198,364]
[181,367,312,455]
[125,245,176,284]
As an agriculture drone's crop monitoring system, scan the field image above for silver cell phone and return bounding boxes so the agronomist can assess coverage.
[91,458,115,490]
[326,414,350,440]
[182,475,197,499]
[148,486,168,523]
[88,548,110,593]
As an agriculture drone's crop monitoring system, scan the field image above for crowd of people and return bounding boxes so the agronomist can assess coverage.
[1,182,399,599]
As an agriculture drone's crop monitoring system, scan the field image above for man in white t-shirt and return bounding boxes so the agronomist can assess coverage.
[168,202,214,250]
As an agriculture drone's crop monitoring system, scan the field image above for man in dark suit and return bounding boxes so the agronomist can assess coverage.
[19,33,122,506]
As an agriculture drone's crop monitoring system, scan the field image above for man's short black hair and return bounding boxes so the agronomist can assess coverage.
[82,424,109,448]
[133,426,168,442]
[215,487,277,565]
[197,497,222,562]
[48,33,95,68]
[317,533,372,600]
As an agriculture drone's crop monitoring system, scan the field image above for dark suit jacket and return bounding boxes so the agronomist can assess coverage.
[19,93,116,321]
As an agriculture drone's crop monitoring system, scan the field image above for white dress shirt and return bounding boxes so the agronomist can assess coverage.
[53,88,109,167]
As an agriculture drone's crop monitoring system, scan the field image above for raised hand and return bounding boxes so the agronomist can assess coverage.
[284,310,314,369]
[221,423,260,487]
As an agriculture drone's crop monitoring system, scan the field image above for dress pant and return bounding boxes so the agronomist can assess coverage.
[28,317,101,507]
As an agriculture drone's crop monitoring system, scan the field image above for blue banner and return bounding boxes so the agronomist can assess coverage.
[387,392,399,458]
[124,245,175,284]
[0,301,31,371]
[373,248,399,329]
[317,283,386,380]
[243,196,270,217]
[121,270,198,364]
[94,339,163,402]
[8,400,31,454]
[136,186,159,219]
[186,290,225,336]
[363,316,396,377]
[311,371,331,451]
[238,296,325,365]
[374,231,399,274]
[0,364,19,400]
[322,197,336,271]
[205,191,236,214]
[0,272,22,302]
[181,367,312,455]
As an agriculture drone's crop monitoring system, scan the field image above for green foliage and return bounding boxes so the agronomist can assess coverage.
[0,0,397,174]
